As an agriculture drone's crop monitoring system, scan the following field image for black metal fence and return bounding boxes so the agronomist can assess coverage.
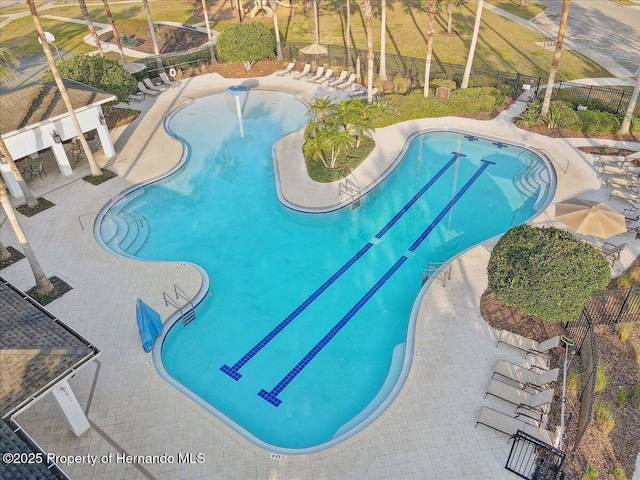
[538,80,640,116]
[506,430,566,480]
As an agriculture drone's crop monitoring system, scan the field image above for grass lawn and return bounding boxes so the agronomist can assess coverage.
[0,0,611,80]
[484,0,545,21]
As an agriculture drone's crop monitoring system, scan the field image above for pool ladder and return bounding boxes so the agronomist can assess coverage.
[163,285,196,326]
[422,262,452,287]
[338,168,362,210]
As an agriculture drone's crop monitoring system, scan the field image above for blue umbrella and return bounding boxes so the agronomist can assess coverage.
[136,298,162,352]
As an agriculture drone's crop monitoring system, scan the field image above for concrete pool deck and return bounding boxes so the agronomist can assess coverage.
[2,73,639,480]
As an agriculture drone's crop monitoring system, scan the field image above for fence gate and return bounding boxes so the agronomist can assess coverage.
[506,431,565,480]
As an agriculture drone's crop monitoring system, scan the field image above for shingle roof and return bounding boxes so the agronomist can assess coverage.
[0,420,63,480]
[0,276,98,416]
[0,79,116,136]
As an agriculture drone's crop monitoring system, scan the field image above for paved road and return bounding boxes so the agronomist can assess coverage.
[535,0,640,75]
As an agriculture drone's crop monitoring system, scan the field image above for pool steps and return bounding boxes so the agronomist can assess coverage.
[99,188,150,255]
[514,154,550,212]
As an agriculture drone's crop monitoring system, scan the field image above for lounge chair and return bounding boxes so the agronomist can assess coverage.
[306,66,325,83]
[602,164,640,176]
[327,70,348,87]
[312,68,333,84]
[335,73,356,90]
[606,175,637,189]
[276,62,296,76]
[594,155,628,166]
[348,87,378,98]
[143,78,166,92]
[292,63,312,80]
[492,360,559,390]
[601,242,626,266]
[496,330,560,358]
[476,406,554,445]
[128,93,145,102]
[138,81,160,97]
[160,72,180,88]
[485,378,555,414]
[609,187,640,203]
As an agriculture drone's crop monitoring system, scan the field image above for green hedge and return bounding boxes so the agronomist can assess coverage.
[487,225,610,323]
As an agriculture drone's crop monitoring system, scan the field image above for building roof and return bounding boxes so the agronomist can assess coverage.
[0,277,99,416]
[0,79,116,136]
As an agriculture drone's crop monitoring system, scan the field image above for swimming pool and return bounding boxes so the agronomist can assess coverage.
[96,90,555,453]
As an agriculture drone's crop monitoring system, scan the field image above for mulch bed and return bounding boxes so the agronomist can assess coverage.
[83,169,117,186]
[514,120,639,142]
[100,25,208,54]
[25,276,73,306]
[0,247,25,270]
[16,197,55,217]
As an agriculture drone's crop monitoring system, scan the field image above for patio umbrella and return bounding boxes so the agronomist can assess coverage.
[299,43,328,55]
[554,197,627,239]
[136,298,163,353]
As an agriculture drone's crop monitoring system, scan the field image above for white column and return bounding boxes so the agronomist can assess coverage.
[50,143,73,176]
[51,380,90,436]
[96,124,115,157]
[0,165,24,199]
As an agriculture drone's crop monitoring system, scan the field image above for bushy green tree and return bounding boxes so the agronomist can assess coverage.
[42,54,137,103]
[488,225,610,323]
[215,23,274,70]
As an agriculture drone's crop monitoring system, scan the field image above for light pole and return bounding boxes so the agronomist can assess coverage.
[557,335,575,449]
[38,31,61,61]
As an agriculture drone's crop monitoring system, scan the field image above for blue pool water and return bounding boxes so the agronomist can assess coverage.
[97,91,555,453]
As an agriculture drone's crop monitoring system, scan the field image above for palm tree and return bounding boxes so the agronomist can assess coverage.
[363,0,374,103]
[423,0,437,97]
[28,0,103,177]
[461,0,483,89]
[312,0,321,44]
[0,48,38,207]
[268,0,283,60]
[307,97,335,122]
[102,0,126,66]
[379,0,387,82]
[78,0,104,57]
[619,70,639,135]
[201,0,217,63]
[540,0,571,117]
[445,0,465,34]
[303,134,330,169]
[142,0,163,70]
[0,181,54,295]
[0,238,10,262]
[320,127,354,168]
[346,0,352,66]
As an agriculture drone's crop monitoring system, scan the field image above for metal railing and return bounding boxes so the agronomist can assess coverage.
[506,430,565,480]
[422,262,452,286]
[163,284,197,327]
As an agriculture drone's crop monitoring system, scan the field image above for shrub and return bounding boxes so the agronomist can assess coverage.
[630,116,640,133]
[634,343,640,365]
[612,466,627,480]
[582,464,599,480]
[595,364,608,394]
[615,323,633,343]
[215,23,274,70]
[566,370,581,393]
[578,110,621,133]
[41,54,137,103]
[518,100,541,126]
[618,387,628,406]
[593,401,615,435]
[543,101,580,129]
[487,225,611,322]
[431,78,457,91]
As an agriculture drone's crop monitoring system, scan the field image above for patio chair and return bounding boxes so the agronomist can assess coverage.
[496,330,560,359]
[485,378,555,414]
[159,72,180,88]
[335,73,356,90]
[137,81,160,97]
[143,78,166,92]
[292,63,312,80]
[306,66,325,83]
[476,406,554,445]
[30,162,46,180]
[312,68,333,84]
[275,62,296,76]
[492,360,559,390]
[327,70,348,87]
[601,242,626,266]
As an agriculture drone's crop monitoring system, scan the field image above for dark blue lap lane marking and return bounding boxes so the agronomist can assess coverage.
[220,152,464,380]
[257,159,495,406]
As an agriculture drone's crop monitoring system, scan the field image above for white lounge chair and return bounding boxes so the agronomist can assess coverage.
[160,72,180,88]
[312,68,333,84]
[137,81,159,97]
[128,93,145,102]
[335,73,356,90]
[476,406,554,445]
[306,66,325,83]
[276,62,296,76]
[601,242,626,266]
[292,63,312,80]
[327,70,348,87]
[606,175,638,189]
[486,378,555,415]
[496,331,560,358]
[348,87,378,98]
[492,360,559,390]
[609,187,640,203]
[143,78,166,92]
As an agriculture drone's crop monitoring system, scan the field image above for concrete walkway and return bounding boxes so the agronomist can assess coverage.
[2,73,638,480]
